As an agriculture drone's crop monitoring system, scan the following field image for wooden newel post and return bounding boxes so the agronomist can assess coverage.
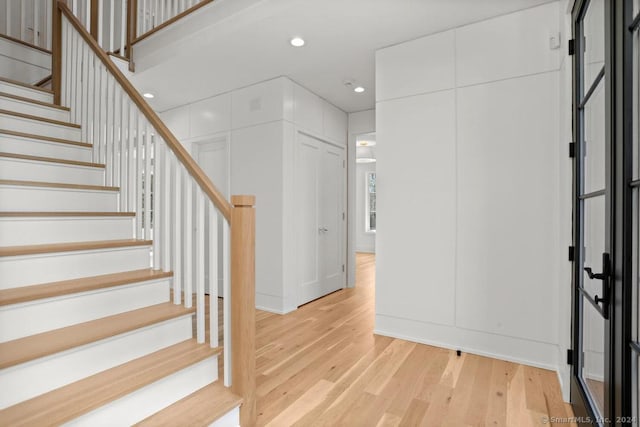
[51,0,64,105]
[230,195,256,426]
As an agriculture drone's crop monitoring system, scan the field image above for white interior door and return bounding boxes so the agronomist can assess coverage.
[297,132,345,306]
[194,137,229,295]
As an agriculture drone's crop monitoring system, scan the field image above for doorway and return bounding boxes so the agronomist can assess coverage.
[296,132,346,306]
[192,135,230,296]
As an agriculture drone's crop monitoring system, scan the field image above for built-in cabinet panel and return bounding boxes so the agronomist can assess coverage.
[456,72,559,345]
[376,30,455,101]
[376,90,457,326]
[322,102,348,145]
[455,1,560,87]
[232,78,285,129]
[293,84,324,136]
[375,1,566,377]
[190,93,231,137]
[231,122,284,302]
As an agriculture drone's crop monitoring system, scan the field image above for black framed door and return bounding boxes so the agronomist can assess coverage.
[570,0,638,424]
[571,0,612,422]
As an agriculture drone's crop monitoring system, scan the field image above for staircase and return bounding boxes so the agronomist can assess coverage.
[0,74,243,425]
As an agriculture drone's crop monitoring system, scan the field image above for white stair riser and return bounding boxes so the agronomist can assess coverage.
[0,185,118,212]
[0,216,134,246]
[0,157,104,185]
[0,316,194,409]
[210,406,241,427]
[0,246,151,289]
[65,356,218,426]
[0,96,71,122]
[1,113,81,141]
[0,82,53,104]
[0,134,92,162]
[0,279,171,342]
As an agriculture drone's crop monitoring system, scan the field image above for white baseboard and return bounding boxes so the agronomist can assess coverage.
[375,313,561,373]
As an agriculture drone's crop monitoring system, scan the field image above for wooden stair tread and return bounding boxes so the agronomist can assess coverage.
[0,339,221,426]
[0,179,118,191]
[0,302,196,370]
[0,151,104,168]
[0,76,54,94]
[0,211,135,217]
[0,109,81,128]
[136,383,242,427]
[0,239,152,257]
[0,129,91,148]
[0,91,70,111]
[0,269,172,306]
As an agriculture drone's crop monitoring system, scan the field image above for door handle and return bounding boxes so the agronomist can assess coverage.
[583,253,611,311]
[318,227,328,233]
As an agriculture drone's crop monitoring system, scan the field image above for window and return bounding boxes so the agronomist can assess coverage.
[366,172,376,232]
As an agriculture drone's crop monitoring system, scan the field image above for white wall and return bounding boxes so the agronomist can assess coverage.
[355,162,376,253]
[375,1,572,397]
[347,110,375,285]
[0,37,50,84]
[159,76,347,314]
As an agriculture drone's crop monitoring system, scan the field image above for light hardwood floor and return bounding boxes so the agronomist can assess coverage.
[208,253,576,426]
[252,254,576,426]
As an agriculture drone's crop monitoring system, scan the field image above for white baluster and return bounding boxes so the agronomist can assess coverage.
[72,0,78,18]
[20,1,26,42]
[33,0,39,47]
[97,0,103,47]
[6,1,11,38]
[120,0,126,55]
[62,21,69,106]
[93,63,100,162]
[162,143,172,272]
[45,0,52,50]
[81,42,90,141]
[119,91,128,209]
[222,220,230,386]
[113,87,122,190]
[128,107,136,216]
[208,202,219,348]
[184,175,193,308]
[144,123,152,241]
[196,188,205,343]
[109,0,115,52]
[153,139,162,267]
[106,75,115,186]
[99,65,108,165]
[136,114,144,238]
[173,162,182,304]
[69,31,77,120]
[85,0,90,32]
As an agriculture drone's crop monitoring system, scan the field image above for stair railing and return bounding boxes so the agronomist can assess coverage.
[52,1,255,424]
[1,0,54,50]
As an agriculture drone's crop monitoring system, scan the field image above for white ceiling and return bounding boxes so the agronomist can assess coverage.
[133,0,556,113]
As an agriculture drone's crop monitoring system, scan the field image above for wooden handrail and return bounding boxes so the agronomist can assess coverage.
[131,0,214,46]
[55,0,232,221]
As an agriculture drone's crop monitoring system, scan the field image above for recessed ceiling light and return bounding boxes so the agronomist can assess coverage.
[354,86,365,93]
[290,37,305,47]
[356,158,376,164]
[143,93,155,99]
[358,140,376,147]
